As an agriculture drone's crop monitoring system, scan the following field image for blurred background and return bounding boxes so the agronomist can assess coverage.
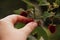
[0,0,60,40]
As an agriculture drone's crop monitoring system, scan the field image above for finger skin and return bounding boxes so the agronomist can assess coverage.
[0,14,38,40]
[1,14,31,24]
[21,22,38,36]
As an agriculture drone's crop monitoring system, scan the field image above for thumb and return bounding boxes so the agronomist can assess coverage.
[21,22,38,36]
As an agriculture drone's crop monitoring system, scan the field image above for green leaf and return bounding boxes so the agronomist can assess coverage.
[15,22,25,29]
[42,11,51,19]
[32,26,49,40]
[13,8,25,14]
[38,0,48,6]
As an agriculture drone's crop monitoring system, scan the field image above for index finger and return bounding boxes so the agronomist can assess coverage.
[1,14,29,25]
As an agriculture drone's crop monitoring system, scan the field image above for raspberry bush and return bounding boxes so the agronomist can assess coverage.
[14,0,60,40]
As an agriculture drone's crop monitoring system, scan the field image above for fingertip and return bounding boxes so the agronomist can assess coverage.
[21,22,38,36]
[28,22,38,27]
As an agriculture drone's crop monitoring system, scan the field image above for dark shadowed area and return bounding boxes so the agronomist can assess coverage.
[0,0,27,18]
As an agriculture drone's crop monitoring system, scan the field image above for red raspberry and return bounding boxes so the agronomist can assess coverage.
[20,11,28,17]
[22,18,34,24]
[48,24,56,33]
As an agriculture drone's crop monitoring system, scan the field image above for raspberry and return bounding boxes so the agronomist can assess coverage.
[22,18,34,24]
[48,24,56,33]
[20,11,28,17]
